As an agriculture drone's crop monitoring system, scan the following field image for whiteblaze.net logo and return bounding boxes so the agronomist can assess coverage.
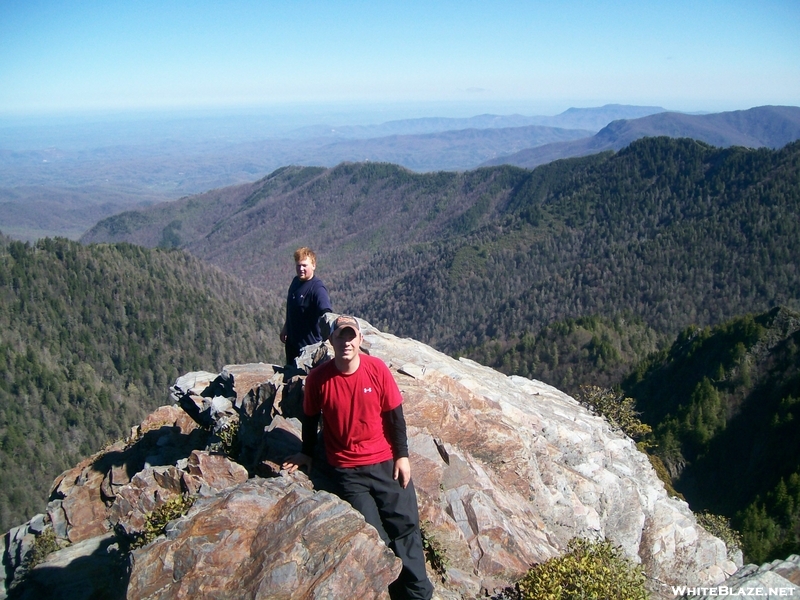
[672,586,796,597]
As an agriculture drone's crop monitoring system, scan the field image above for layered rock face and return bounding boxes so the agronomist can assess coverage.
[2,317,743,599]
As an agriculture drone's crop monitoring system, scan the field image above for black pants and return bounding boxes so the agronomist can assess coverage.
[334,460,434,600]
[285,341,300,366]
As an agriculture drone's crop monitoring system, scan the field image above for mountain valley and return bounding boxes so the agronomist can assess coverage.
[1,113,800,568]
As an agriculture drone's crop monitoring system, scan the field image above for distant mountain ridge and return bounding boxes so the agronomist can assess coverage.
[288,124,593,172]
[6,105,798,243]
[481,105,800,168]
[16,103,800,242]
[287,104,667,139]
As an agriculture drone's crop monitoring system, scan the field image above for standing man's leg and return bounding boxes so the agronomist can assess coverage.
[371,461,433,600]
[336,462,433,599]
[335,465,391,545]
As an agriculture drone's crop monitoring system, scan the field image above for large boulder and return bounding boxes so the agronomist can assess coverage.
[126,477,400,600]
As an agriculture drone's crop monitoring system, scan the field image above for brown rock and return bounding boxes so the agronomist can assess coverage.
[49,405,210,544]
[137,405,199,438]
[109,468,181,536]
[185,450,249,492]
[50,456,114,544]
[127,477,401,600]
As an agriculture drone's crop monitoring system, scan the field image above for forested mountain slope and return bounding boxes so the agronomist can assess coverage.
[0,236,283,530]
[467,313,663,396]
[353,138,800,356]
[82,137,800,388]
[622,306,800,564]
[81,162,521,290]
[288,104,666,138]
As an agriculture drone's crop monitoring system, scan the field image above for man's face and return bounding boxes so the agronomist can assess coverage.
[295,258,316,281]
[331,327,360,361]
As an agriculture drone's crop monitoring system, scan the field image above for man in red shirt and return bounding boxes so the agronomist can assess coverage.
[283,315,433,600]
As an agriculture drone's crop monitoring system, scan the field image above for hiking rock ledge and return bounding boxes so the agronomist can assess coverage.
[3,317,739,599]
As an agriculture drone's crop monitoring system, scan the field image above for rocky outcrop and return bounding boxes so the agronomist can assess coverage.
[3,316,743,599]
[356,319,739,597]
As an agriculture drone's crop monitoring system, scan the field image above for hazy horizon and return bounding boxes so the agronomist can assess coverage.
[0,100,673,149]
[2,1,798,120]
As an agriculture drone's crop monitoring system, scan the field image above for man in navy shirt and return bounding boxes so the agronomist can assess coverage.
[280,247,332,364]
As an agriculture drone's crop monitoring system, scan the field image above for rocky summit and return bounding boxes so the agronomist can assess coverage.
[6,314,783,599]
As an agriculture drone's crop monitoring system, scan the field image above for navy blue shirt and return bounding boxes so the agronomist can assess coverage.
[285,276,332,349]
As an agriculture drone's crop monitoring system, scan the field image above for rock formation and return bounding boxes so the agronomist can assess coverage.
[2,315,756,599]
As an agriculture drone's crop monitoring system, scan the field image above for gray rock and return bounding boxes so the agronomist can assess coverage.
[172,370,219,397]
[15,533,127,600]
[46,500,68,539]
[294,339,333,371]
[27,515,45,535]
[712,555,800,597]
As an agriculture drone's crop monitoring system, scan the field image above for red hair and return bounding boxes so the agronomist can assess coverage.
[293,247,317,265]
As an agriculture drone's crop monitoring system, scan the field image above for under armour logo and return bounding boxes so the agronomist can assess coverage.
[363,387,373,393]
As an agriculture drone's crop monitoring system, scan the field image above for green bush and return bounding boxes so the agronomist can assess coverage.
[210,420,240,459]
[576,386,652,443]
[26,528,60,568]
[132,494,196,549]
[695,510,742,560]
[515,538,648,600]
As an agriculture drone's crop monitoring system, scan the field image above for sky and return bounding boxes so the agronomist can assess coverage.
[1,0,799,120]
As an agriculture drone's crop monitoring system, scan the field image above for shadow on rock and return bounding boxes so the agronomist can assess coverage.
[7,533,129,600]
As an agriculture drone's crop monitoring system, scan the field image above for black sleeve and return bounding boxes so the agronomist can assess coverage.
[382,404,409,459]
[301,412,321,457]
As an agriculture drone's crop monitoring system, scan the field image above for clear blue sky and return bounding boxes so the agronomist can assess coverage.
[1,0,798,118]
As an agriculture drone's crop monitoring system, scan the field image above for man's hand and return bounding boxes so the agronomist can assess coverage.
[282,453,312,474]
[279,324,288,344]
[393,457,411,488]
